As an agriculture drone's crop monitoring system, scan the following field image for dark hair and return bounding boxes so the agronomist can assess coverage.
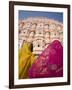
[30,43,33,52]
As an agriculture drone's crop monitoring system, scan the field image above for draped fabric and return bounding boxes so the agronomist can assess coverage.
[28,40,63,78]
[19,40,63,79]
[19,42,36,79]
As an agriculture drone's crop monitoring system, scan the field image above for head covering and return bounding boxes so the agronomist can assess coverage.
[28,40,63,78]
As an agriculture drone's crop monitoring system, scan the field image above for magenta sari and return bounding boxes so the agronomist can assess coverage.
[28,40,63,78]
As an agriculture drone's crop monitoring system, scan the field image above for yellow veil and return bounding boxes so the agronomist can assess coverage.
[19,42,36,79]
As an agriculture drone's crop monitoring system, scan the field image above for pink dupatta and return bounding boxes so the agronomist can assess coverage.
[28,40,63,78]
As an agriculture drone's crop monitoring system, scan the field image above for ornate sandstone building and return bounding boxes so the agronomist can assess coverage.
[19,17,63,55]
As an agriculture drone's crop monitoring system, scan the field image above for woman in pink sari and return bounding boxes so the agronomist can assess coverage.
[28,40,63,78]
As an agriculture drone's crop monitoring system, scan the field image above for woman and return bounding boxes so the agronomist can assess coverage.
[19,42,36,79]
[28,40,63,78]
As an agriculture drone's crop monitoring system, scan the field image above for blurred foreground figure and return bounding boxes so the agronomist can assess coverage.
[28,40,63,78]
[19,42,36,79]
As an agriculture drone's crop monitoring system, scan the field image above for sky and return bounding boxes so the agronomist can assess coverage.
[19,10,63,23]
